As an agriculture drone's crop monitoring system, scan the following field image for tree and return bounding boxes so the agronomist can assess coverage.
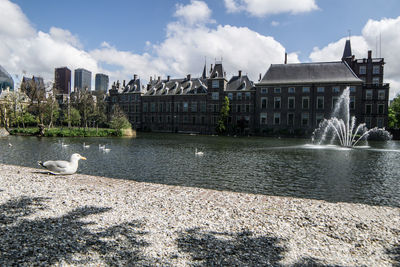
[109,105,131,130]
[43,84,60,128]
[75,89,95,128]
[65,107,81,127]
[389,94,400,128]
[216,96,230,134]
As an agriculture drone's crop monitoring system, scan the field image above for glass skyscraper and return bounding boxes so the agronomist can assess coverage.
[95,73,109,92]
[74,68,92,91]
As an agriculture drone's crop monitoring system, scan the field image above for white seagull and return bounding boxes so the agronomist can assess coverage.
[83,142,90,149]
[61,142,69,148]
[195,148,204,156]
[38,153,87,175]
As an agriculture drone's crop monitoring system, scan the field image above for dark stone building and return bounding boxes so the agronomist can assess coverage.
[106,40,389,135]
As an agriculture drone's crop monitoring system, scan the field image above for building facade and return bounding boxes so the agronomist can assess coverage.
[74,68,92,91]
[0,65,14,93]
[95,73,109,92]
[54,67,71,94]
[106,41,389,135]
[21,76,45,97]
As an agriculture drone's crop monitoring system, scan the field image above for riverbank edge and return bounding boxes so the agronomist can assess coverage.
[7,127,136,137]
[0,163,399,266]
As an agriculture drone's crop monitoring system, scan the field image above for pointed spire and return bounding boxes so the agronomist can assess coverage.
[202,59,207,79]
[342,39,352,60]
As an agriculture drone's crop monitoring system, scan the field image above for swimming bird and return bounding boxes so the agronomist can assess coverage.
[99,144,105,150]
[102,146,111,153]
[61,142,69,148]
[195,148,204,156]
[83,142,90,149]
[8,143,12,147]
[38,153,86,175]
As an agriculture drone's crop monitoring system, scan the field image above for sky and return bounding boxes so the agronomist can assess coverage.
[1,0,400,98]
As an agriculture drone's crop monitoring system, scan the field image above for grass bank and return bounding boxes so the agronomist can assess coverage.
[9,127,125,137]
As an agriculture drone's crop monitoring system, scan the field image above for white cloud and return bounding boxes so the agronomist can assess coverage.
[0,0,299,89]
[224,0,318,17]
[174,0,214,25]
[309,16,400,99]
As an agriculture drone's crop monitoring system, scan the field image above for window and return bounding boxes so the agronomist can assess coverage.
[332,86,340,93]
[287,113,294,126]
[350,96,355,110]
[150,103,156,112]
[377,118,384,128]
[192,116,196,124]
[237,92,242,100]
[316,96,324,109]
[274,113,280,125]
[227,93,233,100]
[366,89,373,100]
[378,90,385,100]
[261,97,267,109]
[373,77,380,85]
[260,113,267,125]
[373,65,380,74]
[365,117,371,128]
[349,86,356,93]
[212,92,219,100]
[301,113,309,126]
[316,114,324,126]
[378,104,384,114]
[236,104,242,113]
[332,97,339,109]
[359,66,366,74]
[317,87,325,93]
[245,92,251,100]
[365,104,372,114]
[212,80,219,88]
[183,102,188,112]
[288,97,295,109]
[200,102,206,112]
[143,103,148,112]
[302,87,310,93]
[191,102,197,112]
[245,104,250,112]
[288,87,295,93]
[213,104,219,113]
[274,97,281,109]
[274,87,281,93]
[261,87,268,94]
[302,97,309,109]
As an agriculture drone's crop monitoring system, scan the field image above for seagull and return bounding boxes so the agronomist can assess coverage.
[8,143,12,147]
[38,153,87,175]
[99,144,105,150]
[102,146,111,153]
[83,142,90,149]
[195,148,204,156]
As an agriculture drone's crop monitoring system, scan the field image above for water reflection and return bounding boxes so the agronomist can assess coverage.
[1,134,400,207]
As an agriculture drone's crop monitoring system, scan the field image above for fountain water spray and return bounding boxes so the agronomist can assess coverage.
[312,87,391,147]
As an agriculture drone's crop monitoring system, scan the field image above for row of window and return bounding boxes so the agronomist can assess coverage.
[260,86,357,94]
[359,65,381,75]
[366,89,386,100]
[260,96,356,110]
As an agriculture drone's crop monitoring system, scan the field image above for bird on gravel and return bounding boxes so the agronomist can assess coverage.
[38,153,86,175]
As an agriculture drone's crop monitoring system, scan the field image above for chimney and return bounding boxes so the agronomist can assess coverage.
[259,73,262,81]
[123,80,126,87]
[134,74,138,80]
[224,71,226,77]
[210,64,213,73]
[238,70,242,77]
[157,76,161,82]
[368,50,372,59]
[150,76,153,82]
[284,52,287,64]
[187,74,191,80]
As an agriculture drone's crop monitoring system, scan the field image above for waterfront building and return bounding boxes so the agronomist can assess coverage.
[54,67,71,94]
[0,65,14,93]
[106,40,389,135]
[95,73,109,92]
[74,68,92,91]
[21,76,45,97]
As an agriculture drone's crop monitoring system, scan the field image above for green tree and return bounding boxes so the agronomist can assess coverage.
[216,96,230,134]
[43,85,60,128]
[66,107,81,127]
[109,105,131,130]
[389,94,400,128]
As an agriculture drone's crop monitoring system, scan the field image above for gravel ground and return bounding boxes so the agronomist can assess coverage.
[0,163,399,266]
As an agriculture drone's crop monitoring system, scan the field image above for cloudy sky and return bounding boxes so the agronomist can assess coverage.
[1,0,400,98]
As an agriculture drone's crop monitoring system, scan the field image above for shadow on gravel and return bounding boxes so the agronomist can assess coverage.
[387,243,400,267]
[0,196,168,266]
[176,228,285,266]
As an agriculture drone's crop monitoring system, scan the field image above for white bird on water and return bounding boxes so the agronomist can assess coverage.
[99,144,105,150]
[83,142,90,149]
[38,153,86,175]
[195,148,204,156]
[61,142,69,148]
[102,146,111,153]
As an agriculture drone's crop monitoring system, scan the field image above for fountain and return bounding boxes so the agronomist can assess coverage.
[312,87,391,148]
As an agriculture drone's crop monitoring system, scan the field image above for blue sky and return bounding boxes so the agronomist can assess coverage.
[2,0,400,97]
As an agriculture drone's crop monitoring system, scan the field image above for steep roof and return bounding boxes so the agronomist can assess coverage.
[145,77,207,96]
[226,75,255,91]
[210,63,225,79]
[342,39,352,59]
[259,62,362,85]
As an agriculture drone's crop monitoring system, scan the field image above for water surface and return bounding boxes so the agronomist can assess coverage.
[1,133,399,207]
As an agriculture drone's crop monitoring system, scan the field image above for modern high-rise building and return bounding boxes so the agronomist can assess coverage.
[0,65,14,93]
[74,68,92,91]
[95,73,109,92]
[54,67,71,95]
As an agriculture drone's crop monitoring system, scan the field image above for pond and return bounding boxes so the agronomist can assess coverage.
[1,133,400,207]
